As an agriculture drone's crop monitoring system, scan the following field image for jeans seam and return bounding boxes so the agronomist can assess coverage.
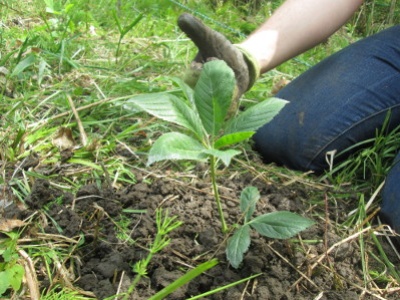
[307,103,400,170]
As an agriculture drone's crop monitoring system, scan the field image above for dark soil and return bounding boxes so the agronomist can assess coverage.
[4,164,400,299]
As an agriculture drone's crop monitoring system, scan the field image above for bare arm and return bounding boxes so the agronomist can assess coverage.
[240,0,364,73]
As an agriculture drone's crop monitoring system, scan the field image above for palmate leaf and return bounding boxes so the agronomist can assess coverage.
[148,132,207,166]
[125,92,205,140]
[226,225,251,269]
[249,211,314,239]
[194,60,235,137]
[226,97,288,134]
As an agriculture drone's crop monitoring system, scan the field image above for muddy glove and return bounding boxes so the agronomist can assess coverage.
[178,13,260,111]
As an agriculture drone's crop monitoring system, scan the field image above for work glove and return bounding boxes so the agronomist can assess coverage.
[178,13,260,113]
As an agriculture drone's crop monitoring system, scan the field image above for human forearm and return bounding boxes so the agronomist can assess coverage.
[240,0,364,73]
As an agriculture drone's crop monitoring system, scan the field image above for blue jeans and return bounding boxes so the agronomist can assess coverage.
[253,25,400,231]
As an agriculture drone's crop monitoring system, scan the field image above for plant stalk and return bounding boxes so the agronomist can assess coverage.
[210,156,228,233]
[124,246,156,299]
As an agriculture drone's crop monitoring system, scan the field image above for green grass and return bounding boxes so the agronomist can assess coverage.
[0,0,399,298]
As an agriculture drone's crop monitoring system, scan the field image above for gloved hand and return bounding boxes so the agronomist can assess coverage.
[178,13,260,111]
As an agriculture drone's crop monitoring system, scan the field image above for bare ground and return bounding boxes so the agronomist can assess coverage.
[3,155,400,300]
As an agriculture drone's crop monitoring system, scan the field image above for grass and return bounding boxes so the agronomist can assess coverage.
[0,0,399,298]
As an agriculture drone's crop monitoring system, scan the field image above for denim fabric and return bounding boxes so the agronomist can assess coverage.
[253,25,400,231]
[381,152,400,231]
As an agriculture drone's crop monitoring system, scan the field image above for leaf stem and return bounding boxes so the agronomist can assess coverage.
[210,156,228,233]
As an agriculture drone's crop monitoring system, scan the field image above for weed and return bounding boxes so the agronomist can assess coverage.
[123,208,182,299]
[124,60,287,232]
[0,1,398,298]
[322,113,400,193]
[226,186,314,268]
[124,59,314,269]
[0,231,25,297]
[41,285,93,300]
[112,11,143,62]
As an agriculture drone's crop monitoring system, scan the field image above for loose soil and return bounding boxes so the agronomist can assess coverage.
[4,159,400,300]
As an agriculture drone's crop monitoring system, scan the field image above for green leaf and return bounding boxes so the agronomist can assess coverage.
[125,93,205,140]
[44,0,58,13]
[194,60,235,136]
[10,54,36,77]
[121,13,144,37]
[226,97,288,134]
[201,148,241,167]
[37,58,49,86]
[148,132,207,166]
[213,131,254,149]
[149,259,219,300]
[7,265,24,291]
[249,211,314,239]
[187,273,261,300]
[0,271,10,296]
[67,158,102,171]
[226,225,251,269]
[2,248,16,263]
[240,186,260,222]
[170,76,195,107]
[112,10,122,33]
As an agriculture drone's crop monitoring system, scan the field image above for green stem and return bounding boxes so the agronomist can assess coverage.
[210,156,228,233]
[115,36,122,63]
[124,252,155,299]
[123,224,162,299]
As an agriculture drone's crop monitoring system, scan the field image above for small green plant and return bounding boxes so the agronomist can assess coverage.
[112,10,144,62]
[0,231,25,297]
[123,208,182,299]
[226,186,315,268]
[322,112,400,191]
[125,60,288,232]
[41,284,93,300]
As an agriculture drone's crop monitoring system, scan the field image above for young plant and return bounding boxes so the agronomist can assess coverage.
[226,186,315,268]
[112,11,143,62]
[0,231,25,297]
[124,60,288,232]
[123,208,182,299]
